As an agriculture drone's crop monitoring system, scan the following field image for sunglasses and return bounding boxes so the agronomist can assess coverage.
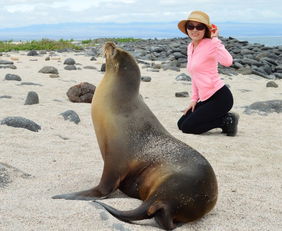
[186,24,206,31]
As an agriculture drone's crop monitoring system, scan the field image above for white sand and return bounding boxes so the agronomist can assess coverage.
[0,51,281,231]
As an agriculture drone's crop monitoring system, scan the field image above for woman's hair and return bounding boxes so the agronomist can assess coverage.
[185,21,211,39]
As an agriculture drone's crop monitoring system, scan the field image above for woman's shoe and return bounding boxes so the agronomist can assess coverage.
[222,112,239,136]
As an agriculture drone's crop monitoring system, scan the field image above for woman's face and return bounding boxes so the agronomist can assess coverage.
[186,21,206,42]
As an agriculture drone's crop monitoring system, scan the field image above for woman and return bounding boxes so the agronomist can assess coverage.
[177,10,239,136]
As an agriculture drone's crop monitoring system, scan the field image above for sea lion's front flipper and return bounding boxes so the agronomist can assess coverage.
[52,161,123,201]
[52,188,108,201]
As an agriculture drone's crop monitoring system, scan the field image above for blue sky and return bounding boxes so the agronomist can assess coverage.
[1,0,282,28]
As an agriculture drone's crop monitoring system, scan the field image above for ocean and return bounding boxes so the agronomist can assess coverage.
[234,36,282,47]
[0,22,282,47]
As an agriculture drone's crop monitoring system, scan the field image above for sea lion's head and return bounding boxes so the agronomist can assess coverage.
[103,41,141,97]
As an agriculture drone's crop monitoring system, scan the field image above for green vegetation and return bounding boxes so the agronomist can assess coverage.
[111,37,142,43]
[81,39,92,44]
[0,39,82,52]
[81,37,142,44]
[0,37,142,52]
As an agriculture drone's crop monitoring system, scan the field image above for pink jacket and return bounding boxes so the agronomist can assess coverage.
[187,37,233,102]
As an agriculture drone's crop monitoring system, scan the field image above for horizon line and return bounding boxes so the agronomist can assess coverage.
[1,21,282,30]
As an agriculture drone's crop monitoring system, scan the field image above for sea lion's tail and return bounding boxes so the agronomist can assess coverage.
[93,200,152,223]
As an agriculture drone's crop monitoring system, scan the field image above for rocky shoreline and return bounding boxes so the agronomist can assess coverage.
[1,36,282,80]
[84,36,282,79]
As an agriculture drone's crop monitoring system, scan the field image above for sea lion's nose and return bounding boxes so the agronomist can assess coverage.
[104,42,117,58]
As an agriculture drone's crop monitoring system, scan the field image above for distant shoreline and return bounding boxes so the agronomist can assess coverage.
[1,36,281,48]
[235,36,282,47]
[0,22,282,46]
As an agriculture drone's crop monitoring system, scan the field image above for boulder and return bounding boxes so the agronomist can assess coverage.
[66,82,96,103]
[64,58,76,65]
[1,116,41,132]
[4,74,21,81]
[64,65,77,71]
[175,73,191,81]
[244,100,282,114]
[141,76,152,82]
[27,50,39,56]
[175,91,189,97]
[39,66,59,74]
[266,81,278,88]
[60,110,80,124]
[24,91,39,105]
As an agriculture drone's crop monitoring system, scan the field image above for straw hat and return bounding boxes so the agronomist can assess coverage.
[178,10,212,35]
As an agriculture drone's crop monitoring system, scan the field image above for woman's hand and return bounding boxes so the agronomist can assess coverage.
[210,24,219,38]
[184,101,197,114]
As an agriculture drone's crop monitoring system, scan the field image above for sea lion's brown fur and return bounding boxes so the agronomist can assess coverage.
[53,42,218,230]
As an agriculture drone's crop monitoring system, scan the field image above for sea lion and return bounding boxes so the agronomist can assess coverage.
[53,42,218,230]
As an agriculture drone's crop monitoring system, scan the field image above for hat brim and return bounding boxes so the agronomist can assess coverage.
[178,20,188,35]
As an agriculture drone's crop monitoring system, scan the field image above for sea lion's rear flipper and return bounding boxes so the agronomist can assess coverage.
[94,200,178,230]
[93,200,152,222]
[147,201,176,230]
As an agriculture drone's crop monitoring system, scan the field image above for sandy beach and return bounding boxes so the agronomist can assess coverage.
[0,50,281,231]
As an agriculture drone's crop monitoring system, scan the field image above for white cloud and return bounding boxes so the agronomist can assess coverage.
[2,0,137,13]
[0,0,281,28]
[5,4,36,13]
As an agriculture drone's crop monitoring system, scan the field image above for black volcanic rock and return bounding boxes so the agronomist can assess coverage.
[1,116,41,132]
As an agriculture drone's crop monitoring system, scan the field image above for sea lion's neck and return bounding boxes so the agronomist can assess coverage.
[107,69,140,98]
[94,71,140,110]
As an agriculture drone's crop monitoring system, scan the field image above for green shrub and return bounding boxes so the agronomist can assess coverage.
[0,39,82,52]
[81,39,92,44]
[113,38,141,43]
[0,38,143,52]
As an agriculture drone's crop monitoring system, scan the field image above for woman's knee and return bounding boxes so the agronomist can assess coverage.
[179,122,200,134]
[177,119,183,130]
[177,115,187,130]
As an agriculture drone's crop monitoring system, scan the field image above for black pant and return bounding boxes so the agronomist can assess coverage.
[177,85,233,134]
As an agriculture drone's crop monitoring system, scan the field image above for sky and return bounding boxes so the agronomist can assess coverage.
[1,0,282,28]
